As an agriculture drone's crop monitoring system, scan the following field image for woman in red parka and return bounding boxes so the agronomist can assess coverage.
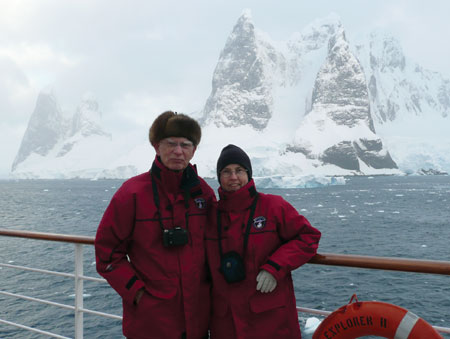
[95,111,215,339]
[206,144,321,339]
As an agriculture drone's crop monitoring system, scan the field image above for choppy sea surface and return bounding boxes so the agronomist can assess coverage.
[0,175,449,339]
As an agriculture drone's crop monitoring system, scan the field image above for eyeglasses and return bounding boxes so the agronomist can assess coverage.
[160,139,194,150]
[220,167,248,178]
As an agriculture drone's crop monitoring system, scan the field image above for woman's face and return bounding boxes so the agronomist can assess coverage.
[219,163,249,192]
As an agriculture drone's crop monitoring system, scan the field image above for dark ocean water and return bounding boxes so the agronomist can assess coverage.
[0,175,449,338]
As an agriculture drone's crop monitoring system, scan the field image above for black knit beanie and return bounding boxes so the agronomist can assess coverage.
[217,144,252,183]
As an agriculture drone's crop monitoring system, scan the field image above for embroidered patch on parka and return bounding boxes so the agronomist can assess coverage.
[253,216,266,229]
[194,198,206,209]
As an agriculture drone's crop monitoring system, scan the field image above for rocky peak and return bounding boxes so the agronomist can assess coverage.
[355,30,450,123]
[288,13,342,53]
[288,26,397,172]
[12,91,111,171]
[312,26,375,132]
[368,31,406,72]
[71,94,109,137]
[214,10,260,89]
[12,91,66,171]
[201,9,279,130]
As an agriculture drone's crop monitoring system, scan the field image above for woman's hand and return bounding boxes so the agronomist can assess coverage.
[256,270,277,293]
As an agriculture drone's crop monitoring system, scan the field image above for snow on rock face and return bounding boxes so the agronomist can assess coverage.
[12,90,112,176]
[12,91,67,171]
[312,26,375,132]
[288,13,341,56]
[71,94,110,138]
[355,30,450,124]
[201,11,284,130]
[288,26,397,172]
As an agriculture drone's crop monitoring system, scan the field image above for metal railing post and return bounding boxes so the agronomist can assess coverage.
[74,244,84,339]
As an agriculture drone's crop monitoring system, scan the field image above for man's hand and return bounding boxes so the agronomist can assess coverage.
[134,288,145,305]
[256,270,277,293]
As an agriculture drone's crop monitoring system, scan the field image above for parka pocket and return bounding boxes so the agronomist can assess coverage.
[249,285,286,314]
[124,282,182,338]
[144,278,178,299]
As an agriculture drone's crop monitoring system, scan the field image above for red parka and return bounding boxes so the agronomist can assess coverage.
[95,157,215,339]
[205,180,321,339]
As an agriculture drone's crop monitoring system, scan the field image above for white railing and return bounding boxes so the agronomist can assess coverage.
[0,229,121,339]
[1,228,450,338]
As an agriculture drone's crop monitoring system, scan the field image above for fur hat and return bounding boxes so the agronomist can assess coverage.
[149,111,202,146]
[217,144,252,183]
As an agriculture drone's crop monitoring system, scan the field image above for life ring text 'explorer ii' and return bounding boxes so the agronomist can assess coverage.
[313,294,443,339]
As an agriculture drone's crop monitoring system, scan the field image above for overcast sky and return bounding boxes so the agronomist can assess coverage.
[1,0,450,177]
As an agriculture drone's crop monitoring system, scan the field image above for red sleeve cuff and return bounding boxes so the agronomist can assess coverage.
[261,261,284,281]
[124,276,145,305]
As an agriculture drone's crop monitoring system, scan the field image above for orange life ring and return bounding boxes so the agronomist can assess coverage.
[313,294,443,339]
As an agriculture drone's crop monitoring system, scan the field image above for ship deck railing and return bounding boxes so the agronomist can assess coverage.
[0,228,449,338]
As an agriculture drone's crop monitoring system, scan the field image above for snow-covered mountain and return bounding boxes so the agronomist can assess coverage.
[201,10,283,130]
[12,91,67,172]
[355,30,450,124]
[11,11,450,181]
[12,91,114,178]
[288,25,397,173]
[352,30,450,175]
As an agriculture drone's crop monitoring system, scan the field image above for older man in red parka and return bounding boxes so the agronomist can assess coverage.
[95,111,215,339]
[206,144,321,338]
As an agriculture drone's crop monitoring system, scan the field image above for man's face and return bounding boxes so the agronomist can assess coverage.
[155,137,196,171]
[219,164,249,192]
